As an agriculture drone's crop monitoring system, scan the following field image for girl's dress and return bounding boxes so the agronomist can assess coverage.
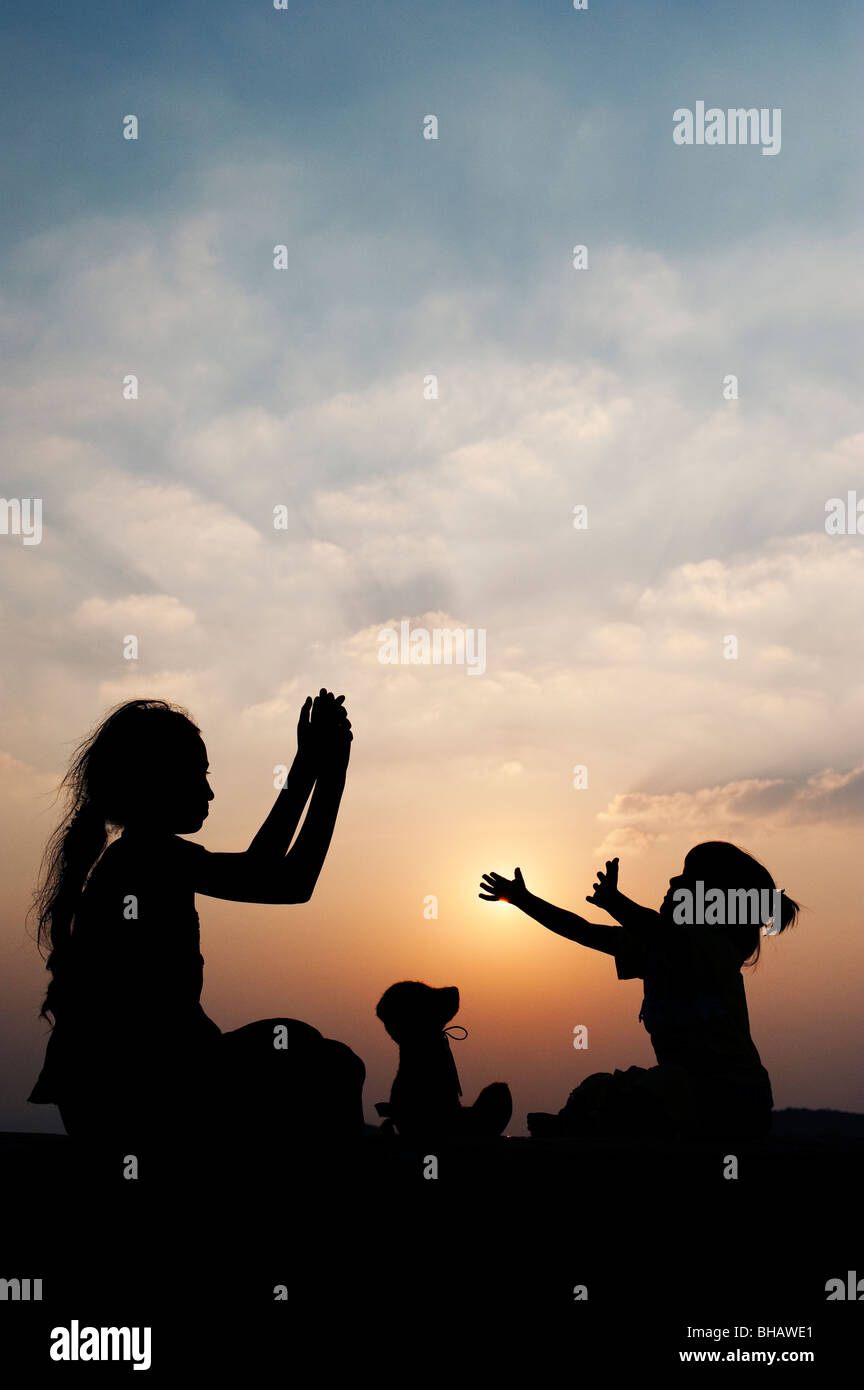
[29,831,365,1143]
[560,919,774,1139]
[28,831,222,1137]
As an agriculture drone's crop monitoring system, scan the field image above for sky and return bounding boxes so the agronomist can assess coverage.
[1,0,863,1133]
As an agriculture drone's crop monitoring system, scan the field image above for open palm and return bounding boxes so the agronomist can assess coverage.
[479,867,528,906]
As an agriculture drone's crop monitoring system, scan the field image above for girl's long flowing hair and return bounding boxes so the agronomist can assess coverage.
[30,698,200,1022]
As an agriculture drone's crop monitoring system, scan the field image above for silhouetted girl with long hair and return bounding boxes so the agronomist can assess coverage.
[480,842,799,1139]
[29,690,363,1146]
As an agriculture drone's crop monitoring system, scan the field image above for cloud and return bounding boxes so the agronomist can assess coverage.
[74,594,197,634]
[637,536,864,627]
[594,762,864,858]
[1,128,863,822]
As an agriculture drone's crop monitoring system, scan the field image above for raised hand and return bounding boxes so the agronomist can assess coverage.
[298,690,353,770]
[296,695,314,758]
[479,867,528,908]
[585,857,619,912]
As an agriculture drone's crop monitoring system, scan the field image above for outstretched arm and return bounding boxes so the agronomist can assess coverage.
[586,858,664,935]
[479,868,621,956]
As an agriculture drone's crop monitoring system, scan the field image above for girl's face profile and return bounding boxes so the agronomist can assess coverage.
[660,869,687,919]
[130,732,214,835]
[171,737,214,833]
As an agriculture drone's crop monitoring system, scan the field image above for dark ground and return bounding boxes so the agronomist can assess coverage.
[2,1111,862,1376]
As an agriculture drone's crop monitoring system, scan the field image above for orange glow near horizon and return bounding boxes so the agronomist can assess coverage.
[2,687,864,1136]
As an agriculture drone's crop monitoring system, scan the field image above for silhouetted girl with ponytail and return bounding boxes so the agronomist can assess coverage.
[480,841,799,1140]
[29,691,363,1148]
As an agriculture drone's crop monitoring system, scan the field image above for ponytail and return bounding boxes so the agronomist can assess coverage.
[32,797,108,1021]
[743,885,801,967]
[773,889,800,934]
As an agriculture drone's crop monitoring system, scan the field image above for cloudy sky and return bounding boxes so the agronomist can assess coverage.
[2,0,863,1132]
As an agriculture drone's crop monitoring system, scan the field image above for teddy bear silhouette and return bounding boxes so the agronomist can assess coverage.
[375,981,512,1141]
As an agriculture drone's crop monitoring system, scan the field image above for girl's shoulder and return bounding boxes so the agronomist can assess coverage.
[115,829,206,858]
[89,832,206,892]
[623,926,745,981]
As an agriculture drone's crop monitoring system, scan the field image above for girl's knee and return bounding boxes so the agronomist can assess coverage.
[319,1038,366,1085]
[223,1018,323,1058]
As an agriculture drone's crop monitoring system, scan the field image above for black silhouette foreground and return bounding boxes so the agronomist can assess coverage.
[4,1108,863,1373]
[375,981,512,1140]
[28,692,363,1147]
[480,843,799,1141]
